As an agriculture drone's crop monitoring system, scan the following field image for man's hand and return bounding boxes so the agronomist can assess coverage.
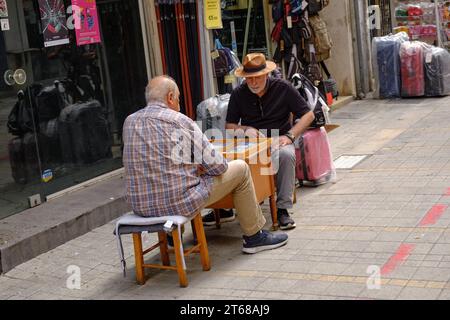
[272,135,293,151]
[278,135,293,147]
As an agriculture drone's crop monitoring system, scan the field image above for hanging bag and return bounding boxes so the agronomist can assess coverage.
[318,61,339,102]
[307,14,333,62]
[304,43,323,84]
[212,39,230,77]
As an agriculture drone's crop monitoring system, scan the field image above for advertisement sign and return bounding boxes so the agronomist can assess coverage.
[0,0,8,17]
[72,0,101,46]
[38,0,70,47]
[204,0,222,29]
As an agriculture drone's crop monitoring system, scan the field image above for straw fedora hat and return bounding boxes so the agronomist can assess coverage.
[235,53,277,78]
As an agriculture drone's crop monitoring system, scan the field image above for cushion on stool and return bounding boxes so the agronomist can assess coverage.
[114,212,193,277]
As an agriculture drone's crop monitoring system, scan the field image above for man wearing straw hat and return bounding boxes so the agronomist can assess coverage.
[225,53,314,230]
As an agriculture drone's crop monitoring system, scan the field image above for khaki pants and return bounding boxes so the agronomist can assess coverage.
[204,160,266,236]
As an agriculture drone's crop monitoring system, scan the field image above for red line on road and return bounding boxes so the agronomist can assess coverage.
[381,244,415,276]
[419,204,448,227]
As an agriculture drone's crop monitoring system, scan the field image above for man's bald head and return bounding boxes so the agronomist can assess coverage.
[145,75,179,109]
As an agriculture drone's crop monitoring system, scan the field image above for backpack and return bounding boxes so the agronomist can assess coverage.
[7,85,42,136]
[212,49,230,77]
[291,73,329,128]
[307,0,330,16]
[307,15,333,62]
[272,0,284,23]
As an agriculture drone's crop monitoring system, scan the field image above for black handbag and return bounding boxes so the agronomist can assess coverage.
[318,61,339,100]
[307,0,322,16]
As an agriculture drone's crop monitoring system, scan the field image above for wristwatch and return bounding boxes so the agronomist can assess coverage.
[284,131,295,143]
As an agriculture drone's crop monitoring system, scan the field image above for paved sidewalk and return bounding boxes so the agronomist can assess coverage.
[1,96,450,300]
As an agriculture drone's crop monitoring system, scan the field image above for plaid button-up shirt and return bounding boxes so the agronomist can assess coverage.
[123,103,228,217]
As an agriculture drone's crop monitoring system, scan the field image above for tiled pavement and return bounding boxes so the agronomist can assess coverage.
[1,96,450,300]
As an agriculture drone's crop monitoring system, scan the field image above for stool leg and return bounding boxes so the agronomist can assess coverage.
[190,221,198,244]
[158,231,170,266]
[214,209,221,229]
[193,214,211,271]
[132,233,146,285]
[172,226,188,287]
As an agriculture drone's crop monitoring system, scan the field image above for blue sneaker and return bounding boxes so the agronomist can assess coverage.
[242,230,288,254]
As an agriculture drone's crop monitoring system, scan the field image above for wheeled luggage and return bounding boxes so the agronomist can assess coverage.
[35,82,65,123]
[196,94,230,140]
[295,127,333,186]
[424,46,450,96]
[372,32,408,98]
[8,133,42,184]
[58,100,112,165]
[400,41,425,97]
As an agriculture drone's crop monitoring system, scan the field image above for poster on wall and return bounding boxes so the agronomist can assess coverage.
[0,0,8,17]
[72,0,101,46]
[38,0,70,47]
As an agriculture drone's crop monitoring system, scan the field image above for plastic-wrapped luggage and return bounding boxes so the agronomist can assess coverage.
[295,127,336,187]
[424,46,450,96]
[372,32,409,99]
[400,41,425,97]
[58,100,112,165]
[8,133,43,184]
[196,94,230,140]
[35,82,65,122]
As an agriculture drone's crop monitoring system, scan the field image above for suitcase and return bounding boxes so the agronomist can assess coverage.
[8,137,27,184]
[376,39,402,98]
[196,94,230,140]
[424,46,450,96]
[400,42,425,97]
[372,32,408,99]
[59,100,112,165]
[35,83,65,122]
[295,127,333,186]
[39,118,61,165]
[8,133,42,184]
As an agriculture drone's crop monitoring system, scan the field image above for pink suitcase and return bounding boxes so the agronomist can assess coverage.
[295,127,333,186]
[400,41,425,97]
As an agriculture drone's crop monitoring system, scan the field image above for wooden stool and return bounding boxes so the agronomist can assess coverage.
[114,212,210,287]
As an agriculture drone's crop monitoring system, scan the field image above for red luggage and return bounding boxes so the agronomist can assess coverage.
[295,127,333,186]
[400,42,425,97]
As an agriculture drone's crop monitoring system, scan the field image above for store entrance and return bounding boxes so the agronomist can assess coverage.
[0,0,147,219]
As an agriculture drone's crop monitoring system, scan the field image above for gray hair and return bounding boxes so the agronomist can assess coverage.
[145,75,178,104]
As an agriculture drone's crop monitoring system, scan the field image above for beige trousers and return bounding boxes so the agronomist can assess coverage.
[204,160,266,236]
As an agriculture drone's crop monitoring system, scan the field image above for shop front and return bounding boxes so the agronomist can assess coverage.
[0,0,149,219]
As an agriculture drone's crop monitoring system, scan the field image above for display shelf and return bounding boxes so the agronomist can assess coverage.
[392,0,449,48]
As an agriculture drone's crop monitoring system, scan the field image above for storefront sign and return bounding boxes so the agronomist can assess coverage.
[38,0,70,47]
[72,0,101,46]
[0,0,8,17]
[204,0,222,29]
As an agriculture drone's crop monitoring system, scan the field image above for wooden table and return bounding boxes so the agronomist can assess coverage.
[206,138,278,230]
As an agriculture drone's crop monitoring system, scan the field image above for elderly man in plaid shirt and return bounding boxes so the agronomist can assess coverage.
[122,75,288,253]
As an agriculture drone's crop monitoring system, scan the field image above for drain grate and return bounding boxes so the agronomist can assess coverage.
[334,155,369,169]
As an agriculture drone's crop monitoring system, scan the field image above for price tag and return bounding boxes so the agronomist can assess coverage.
[425,52,432,64]
[211,50,220,59]
[224,74,236,84]
[287,16,292,29]
[1,18,10,31]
